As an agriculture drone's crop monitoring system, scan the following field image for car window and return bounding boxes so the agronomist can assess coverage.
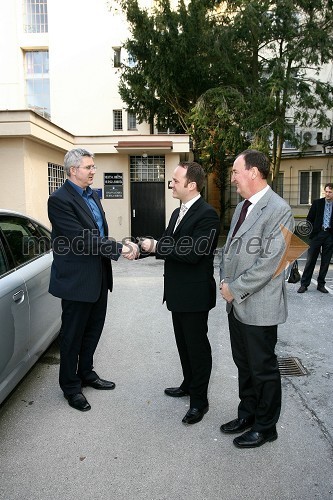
[0,242,7,276]
[0,216,51,268]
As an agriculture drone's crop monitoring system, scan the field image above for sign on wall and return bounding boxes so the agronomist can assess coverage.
[104,173,123,199]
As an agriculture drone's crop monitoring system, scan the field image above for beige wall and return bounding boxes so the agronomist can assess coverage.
[0,112,189,240]
[280,155,333,216]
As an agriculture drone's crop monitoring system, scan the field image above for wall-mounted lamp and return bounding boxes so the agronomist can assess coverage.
[142,152,148,158]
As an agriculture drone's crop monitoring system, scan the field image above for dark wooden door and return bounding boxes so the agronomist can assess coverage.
[130,182,165,240]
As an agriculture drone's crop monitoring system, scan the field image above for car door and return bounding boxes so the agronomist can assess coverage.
[18,222,61,361]
[0,232,30,398]
[0,214,61,403]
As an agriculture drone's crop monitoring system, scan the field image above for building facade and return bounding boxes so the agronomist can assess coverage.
[1,0,333,235]
[0,0,190,240]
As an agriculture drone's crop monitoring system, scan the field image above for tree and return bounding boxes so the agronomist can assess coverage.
[224,0,333,189]
[190,87,250,228]
[114,0,333,213]
[115,0,227,133]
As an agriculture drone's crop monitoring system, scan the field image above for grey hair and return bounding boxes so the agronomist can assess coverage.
[63,148,94,176]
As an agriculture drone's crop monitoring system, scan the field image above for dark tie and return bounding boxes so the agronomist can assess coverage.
[232,199,252,237]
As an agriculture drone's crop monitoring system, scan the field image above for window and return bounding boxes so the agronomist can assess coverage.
[25,50,50,119]
[127,112,137,131]
[130,156,165,182]
[48,162,65,194]
[24,0,48,33]
[299,171,321,204]
[127,52,136,67]
[0,216,51,269]
[113,110,123,131]
[113,48,121,68]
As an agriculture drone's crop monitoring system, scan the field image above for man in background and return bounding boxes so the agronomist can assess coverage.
[297,183,333,294]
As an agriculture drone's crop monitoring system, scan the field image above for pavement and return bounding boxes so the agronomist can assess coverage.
[0,251,333,500]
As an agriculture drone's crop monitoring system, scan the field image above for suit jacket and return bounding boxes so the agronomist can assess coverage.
[220,187,294,326]
[155,197,220,312]
[307,197,333,238]
[48,179,123,302]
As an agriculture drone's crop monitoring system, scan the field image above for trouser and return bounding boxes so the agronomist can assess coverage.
[59,270,108,395]
[171,311,211,409]
[301,231,333,287]
[228,308,281,432]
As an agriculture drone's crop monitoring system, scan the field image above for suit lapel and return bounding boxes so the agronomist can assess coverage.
[64,180,97,227]
[173,197,203,234]
[227,189,273,248]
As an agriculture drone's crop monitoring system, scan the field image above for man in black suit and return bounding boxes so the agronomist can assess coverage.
[298,183,333,294]
[141,161,220,425]
[48,148,139,411]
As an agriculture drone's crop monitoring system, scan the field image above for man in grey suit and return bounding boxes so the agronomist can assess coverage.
[219,149,294,448]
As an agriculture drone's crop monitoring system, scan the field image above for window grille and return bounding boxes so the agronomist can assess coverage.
[25,50,50,119]
[48,162,64,194]
[24,0,48,33]
[130,156,165,182]
[113,110,123,130]
[127,112,137,130]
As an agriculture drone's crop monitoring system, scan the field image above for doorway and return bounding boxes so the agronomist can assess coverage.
[130,155,165,240]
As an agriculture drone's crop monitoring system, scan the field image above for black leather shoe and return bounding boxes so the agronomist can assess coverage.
[82,377,116,390]
[182,406,209,425]
[297,285,308,293]
[164,387,189,397]
[233,428,278,448]
[65,393,91,412]
[220,416,255,434]
[317,285,329,293]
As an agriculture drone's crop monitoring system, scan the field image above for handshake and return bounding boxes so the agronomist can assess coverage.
[120,238,157,261]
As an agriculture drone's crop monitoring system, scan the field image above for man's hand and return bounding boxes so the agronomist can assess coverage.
[121,240,140,260]
[140,238,157,253]
[220,281,234,303]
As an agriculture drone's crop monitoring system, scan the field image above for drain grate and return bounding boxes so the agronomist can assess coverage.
[278,357,308,376]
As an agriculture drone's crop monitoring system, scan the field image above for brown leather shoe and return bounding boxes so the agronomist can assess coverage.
[317,285,329,293]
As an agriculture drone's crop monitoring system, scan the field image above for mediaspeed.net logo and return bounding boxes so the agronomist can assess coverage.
[273,225,309,279]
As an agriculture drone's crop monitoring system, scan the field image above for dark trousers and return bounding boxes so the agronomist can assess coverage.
[228,308,281,432]
[301,231,333,287]
[59,268,108,395]
[171,311,211,409]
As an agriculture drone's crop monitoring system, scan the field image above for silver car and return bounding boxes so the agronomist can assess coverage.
[0,210,61,404]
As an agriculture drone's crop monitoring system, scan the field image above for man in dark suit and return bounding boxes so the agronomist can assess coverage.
[141,161,220,425]
[298,183,333,294]
[48,148,139,411]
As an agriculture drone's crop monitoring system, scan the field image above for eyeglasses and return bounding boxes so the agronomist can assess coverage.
[76,165,97,172]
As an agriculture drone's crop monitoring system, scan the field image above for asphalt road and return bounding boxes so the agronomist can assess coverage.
[0,252,332,500]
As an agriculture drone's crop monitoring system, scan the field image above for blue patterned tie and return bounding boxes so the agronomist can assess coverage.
[323,201,332,229]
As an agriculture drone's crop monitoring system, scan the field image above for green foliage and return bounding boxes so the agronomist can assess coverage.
[114,0,333,200]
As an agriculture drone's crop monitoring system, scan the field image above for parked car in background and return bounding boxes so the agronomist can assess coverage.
[0,210,61,404]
